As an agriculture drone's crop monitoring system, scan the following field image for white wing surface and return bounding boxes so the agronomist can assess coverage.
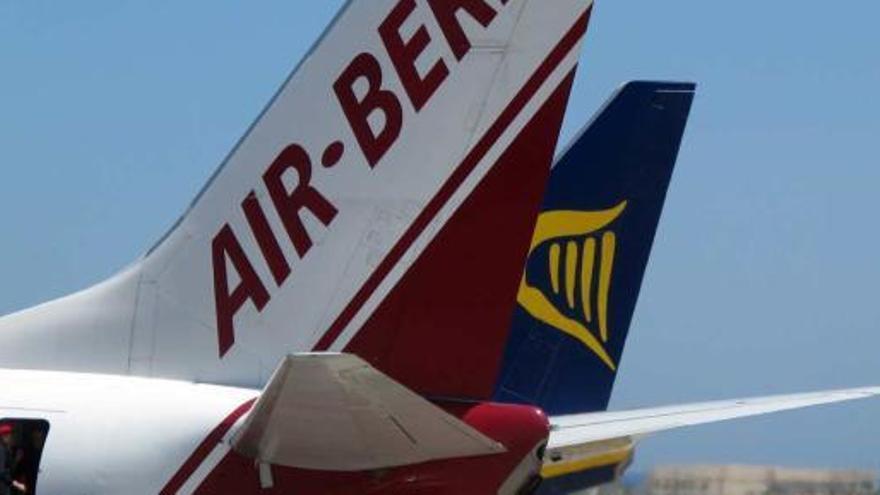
[549,387,880,450]
[541,387,880,478]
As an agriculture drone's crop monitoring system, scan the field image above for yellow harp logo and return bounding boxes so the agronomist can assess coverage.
[517,201,627,371]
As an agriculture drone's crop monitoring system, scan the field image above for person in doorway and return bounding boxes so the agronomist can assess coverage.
[0,424,25,495]
[12,427,43,495]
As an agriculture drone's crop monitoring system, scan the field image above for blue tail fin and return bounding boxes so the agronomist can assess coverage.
[493,81,696,415]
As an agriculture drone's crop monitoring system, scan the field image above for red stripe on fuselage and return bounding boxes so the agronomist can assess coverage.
[314,7,592,351]
[159,399,255,495]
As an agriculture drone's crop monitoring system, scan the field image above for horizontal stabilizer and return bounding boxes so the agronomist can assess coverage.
[547,387,880,453]
[231,353,504,471]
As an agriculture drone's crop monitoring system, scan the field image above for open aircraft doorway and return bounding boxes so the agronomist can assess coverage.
[0,419,49,495]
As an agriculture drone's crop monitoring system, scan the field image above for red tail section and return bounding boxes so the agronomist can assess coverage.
[343,69,579,399]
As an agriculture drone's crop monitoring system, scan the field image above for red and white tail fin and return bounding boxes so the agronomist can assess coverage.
[0,0,594,387]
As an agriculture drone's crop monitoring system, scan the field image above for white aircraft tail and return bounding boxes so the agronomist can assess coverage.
[0,0,594,387]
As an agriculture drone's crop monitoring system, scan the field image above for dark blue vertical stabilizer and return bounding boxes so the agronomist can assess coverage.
[493,81,696,415]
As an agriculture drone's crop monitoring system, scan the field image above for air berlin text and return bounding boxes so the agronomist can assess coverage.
[212,0,510,357]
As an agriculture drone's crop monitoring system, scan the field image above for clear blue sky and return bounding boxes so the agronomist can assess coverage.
[2,1,879,472]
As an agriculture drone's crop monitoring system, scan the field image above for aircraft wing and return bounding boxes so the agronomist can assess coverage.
[231,353,504,472]
[543,387,880,476]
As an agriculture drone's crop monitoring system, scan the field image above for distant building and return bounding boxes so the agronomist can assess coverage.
[646,465,876,495]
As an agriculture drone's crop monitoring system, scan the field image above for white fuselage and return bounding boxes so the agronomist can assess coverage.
[0,369,257,494]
